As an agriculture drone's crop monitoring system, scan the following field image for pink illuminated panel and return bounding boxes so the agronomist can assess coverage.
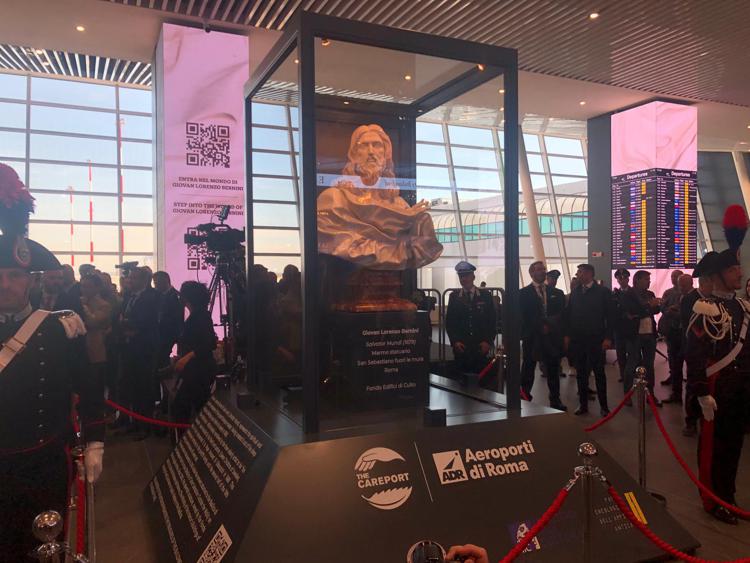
[610,102,697,270]
[157,23,248,295]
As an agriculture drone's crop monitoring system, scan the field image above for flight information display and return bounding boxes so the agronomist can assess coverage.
[612,169,697,269]
[610,102,698,269]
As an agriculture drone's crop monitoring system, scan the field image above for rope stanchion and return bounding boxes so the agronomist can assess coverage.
[477,357,497,381]
[498,486,572,563]
[75,472,86,555]
[646,393,750,519]
[584,387,635,433]
[105,399,191,430]
[608,485,750,563]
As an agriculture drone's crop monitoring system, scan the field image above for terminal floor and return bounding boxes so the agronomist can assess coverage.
[95,346,750,562]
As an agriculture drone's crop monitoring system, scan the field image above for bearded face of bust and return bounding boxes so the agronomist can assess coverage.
[353,130,387,186]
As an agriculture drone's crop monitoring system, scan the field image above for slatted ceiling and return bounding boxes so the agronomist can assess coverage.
[103,0,750,106]
[0,44,152,87]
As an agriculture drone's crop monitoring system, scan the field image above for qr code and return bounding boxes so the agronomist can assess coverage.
[185,227,208,271]
[186,122,230,168]
[198,525,232,563]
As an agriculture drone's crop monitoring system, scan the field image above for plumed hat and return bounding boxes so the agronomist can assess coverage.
[0,163,60,271]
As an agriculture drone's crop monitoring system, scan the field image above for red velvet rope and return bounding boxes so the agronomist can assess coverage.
[498,487,570,563]
[584,387,636,432]
[75,470,86,555]
[608,485,750,563]
[478,357,497,381]
[105,399,191,429]
[646,393,750,518]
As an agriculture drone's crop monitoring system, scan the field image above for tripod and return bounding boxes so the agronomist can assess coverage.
[206,249,246,368]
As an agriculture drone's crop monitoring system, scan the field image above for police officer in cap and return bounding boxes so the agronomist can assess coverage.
[685,205,750,525]
[0,164,105,560]
[446,261,496,384]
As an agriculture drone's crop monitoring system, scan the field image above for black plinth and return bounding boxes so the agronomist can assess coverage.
[329,310,431,410]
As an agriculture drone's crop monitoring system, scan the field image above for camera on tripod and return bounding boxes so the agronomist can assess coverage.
[183,205,245,253]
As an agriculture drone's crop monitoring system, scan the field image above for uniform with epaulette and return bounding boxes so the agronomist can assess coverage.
[0,163,105,561]
[685,205,750,525]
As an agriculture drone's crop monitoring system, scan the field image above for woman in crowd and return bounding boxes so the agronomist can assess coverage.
[172,281,217,424]
[744,277,750,300]
[80,273,113,389]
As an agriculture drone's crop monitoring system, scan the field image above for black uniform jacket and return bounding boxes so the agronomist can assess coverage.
[446,287,496,347]
[520,284,565,356]
[685,296,750,397]
[0,312,105,452]
[564,283,614,340]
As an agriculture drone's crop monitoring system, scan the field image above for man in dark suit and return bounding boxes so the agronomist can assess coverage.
[120,267,159,439]
[621,270,662,406]
[446,261,496,384]
[153,271,183,370]
[520,261,567,410]
[565,263,613,416]
[31,268,82,314]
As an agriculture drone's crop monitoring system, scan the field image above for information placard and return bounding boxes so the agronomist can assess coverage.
[144,396,278,563]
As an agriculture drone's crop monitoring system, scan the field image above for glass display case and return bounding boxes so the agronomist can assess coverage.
[245,11,519,434]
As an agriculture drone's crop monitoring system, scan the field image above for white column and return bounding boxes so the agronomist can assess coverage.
[519,127,545,263]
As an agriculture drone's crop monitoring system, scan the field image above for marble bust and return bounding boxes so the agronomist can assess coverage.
[317,124,443,270]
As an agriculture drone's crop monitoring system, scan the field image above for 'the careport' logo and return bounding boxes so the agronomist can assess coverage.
[432,451,469,485]
[354,447,412,511]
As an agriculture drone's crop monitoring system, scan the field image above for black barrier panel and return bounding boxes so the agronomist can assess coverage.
[144,396,279,563]
[234,413,697,562]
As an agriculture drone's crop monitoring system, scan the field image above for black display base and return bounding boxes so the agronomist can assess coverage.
[328,310,431,410]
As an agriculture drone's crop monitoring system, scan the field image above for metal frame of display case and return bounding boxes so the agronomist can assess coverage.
[245,10,520,434]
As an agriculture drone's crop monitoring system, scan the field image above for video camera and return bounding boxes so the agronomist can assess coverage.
[184,205,245,254]
[115,261,139,276]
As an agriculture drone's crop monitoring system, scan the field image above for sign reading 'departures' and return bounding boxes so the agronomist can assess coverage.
[231,414,697,562]
[144,396,278,563]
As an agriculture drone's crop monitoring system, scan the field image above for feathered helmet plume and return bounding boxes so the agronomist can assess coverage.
[0,163,34,237]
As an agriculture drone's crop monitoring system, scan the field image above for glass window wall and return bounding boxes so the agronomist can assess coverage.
[0,72,154,276]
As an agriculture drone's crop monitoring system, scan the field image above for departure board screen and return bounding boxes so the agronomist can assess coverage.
[611,102,698,269]
[611,169,697,268]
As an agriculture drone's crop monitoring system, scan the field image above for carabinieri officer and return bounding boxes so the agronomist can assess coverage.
[446,261,496,384]
[0,163,105,561]
[685,205,750,525]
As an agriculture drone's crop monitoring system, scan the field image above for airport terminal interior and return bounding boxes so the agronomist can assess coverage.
[1,1,750,562]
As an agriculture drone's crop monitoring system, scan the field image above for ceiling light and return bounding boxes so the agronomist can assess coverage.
[321,38,331,46]
[477,64,485,71]
[35,48,44,55]
[404,74,412,81]
[741,142,748,145]
[42,61,50,67]
[589,12,599,19]
[699,51,709,57]
[498,88,505,94]
[76,25,86,32]
[294,58,299,64]
[500,107,505,112]
[579,101,587,106]
[343,101,350,105]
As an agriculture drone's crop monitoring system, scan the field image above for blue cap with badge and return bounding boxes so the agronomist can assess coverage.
[455,261,476,274]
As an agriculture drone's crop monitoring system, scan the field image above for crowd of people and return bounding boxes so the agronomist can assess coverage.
[28,262,220,439]
[518,261,706,422]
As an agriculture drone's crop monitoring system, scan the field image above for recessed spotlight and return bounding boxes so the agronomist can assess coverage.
[343,101,350,105]
[42,61,50,67]
[294,58,299,64]
[589,12,599,19]
[34,48,44,55]
[498,88,505,94]
[477,64,485,71]
[76,25,86,32]
[747,125,750,129]
[404,74,412,81]
[579,101,587,106]
[321,38,331,46]
[500,107,505,112]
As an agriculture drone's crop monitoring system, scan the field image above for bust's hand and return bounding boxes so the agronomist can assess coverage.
[412,199,431,213]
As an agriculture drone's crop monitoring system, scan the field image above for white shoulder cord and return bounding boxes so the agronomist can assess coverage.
[687,302,732,342]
